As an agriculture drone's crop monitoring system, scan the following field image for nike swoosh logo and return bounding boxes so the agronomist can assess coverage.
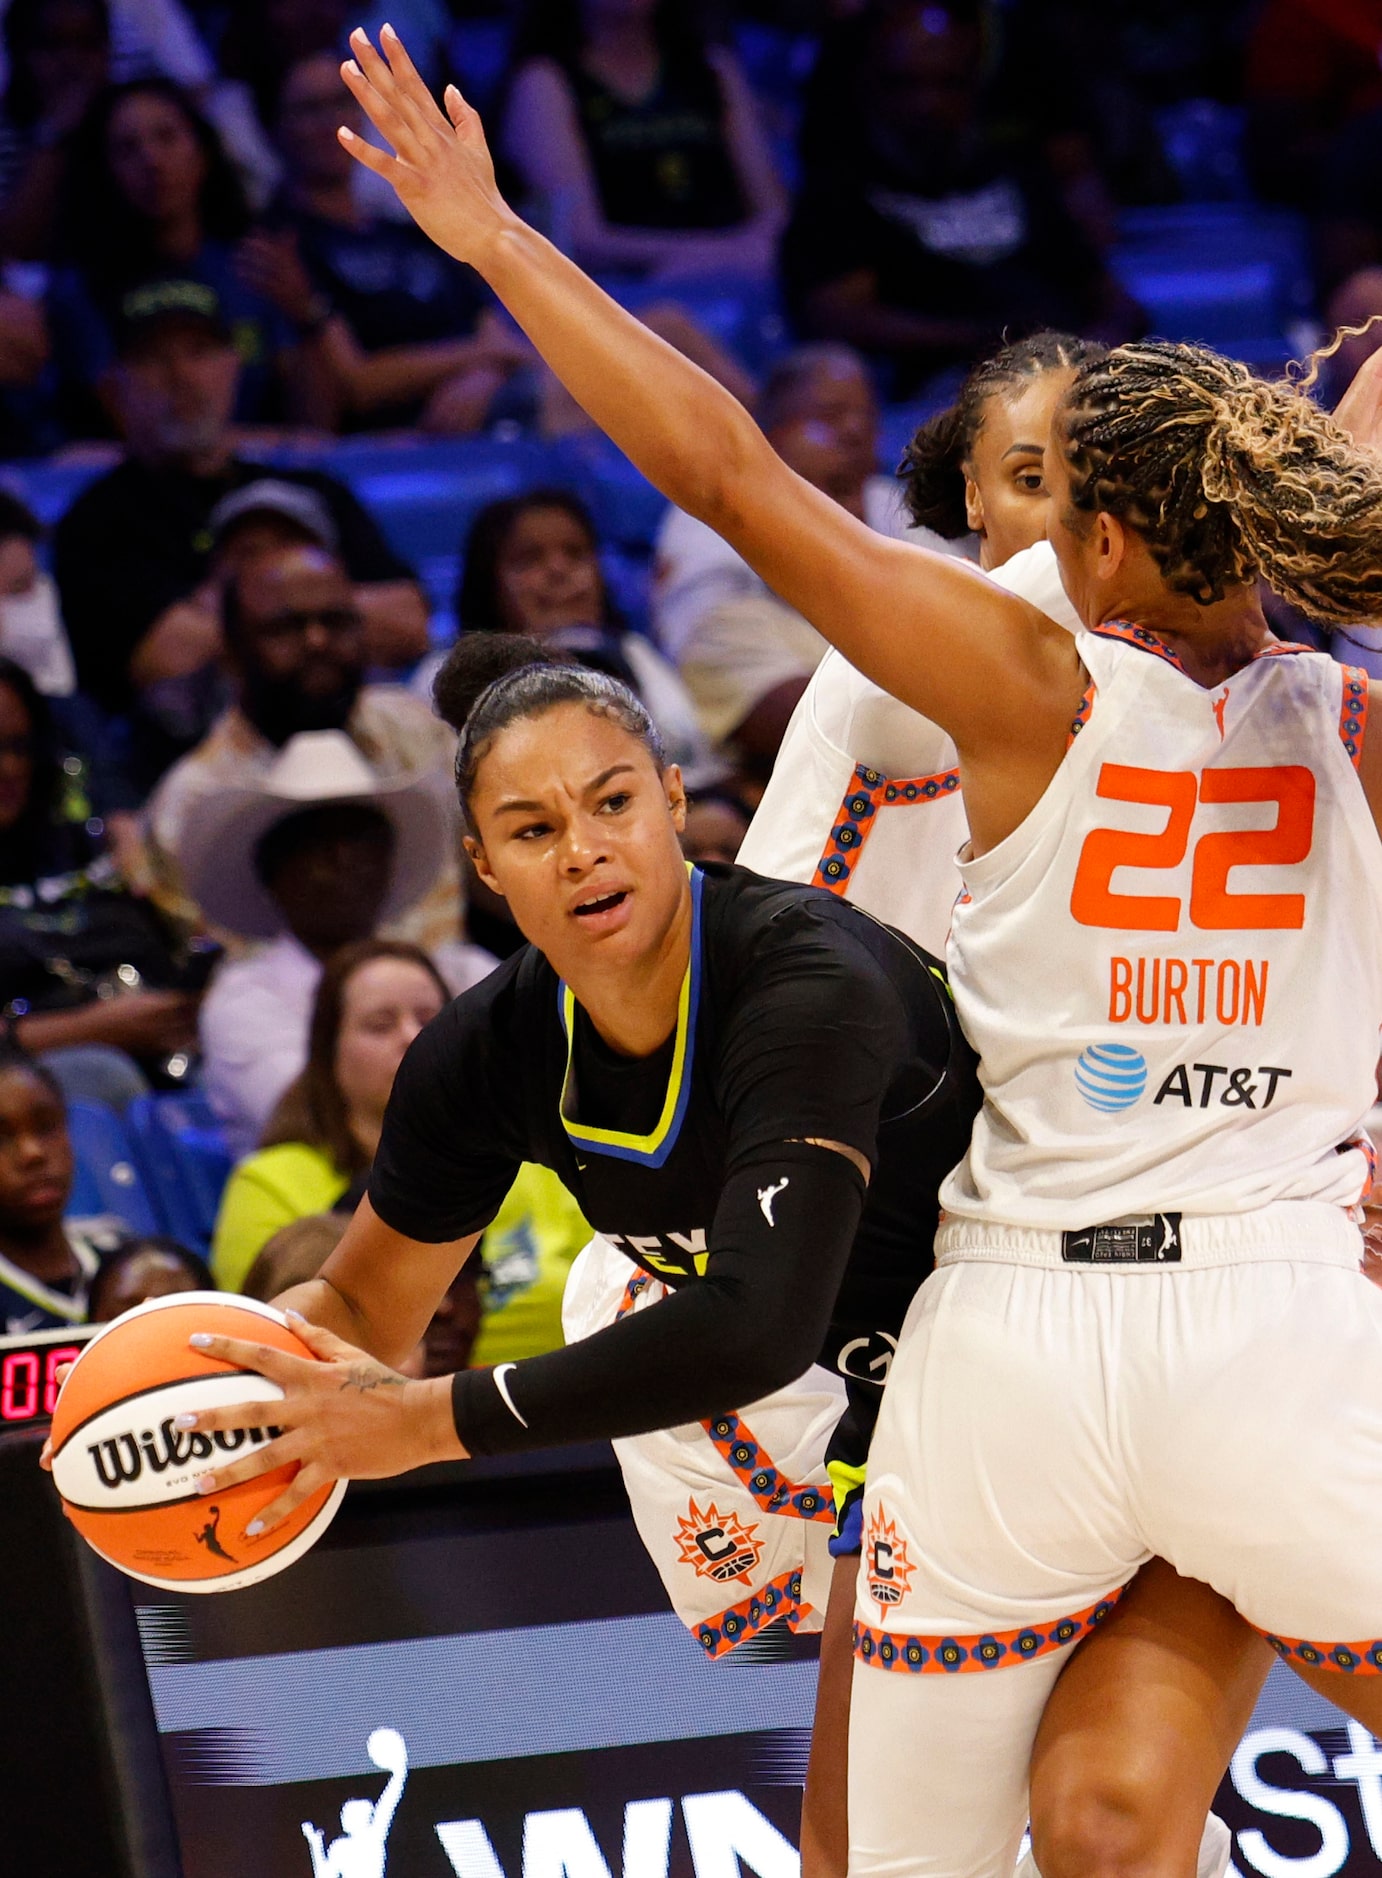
[492,1363,529,1427]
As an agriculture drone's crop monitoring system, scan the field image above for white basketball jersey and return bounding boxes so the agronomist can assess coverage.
[737,543,1080,956]
[943,624,1382,1226]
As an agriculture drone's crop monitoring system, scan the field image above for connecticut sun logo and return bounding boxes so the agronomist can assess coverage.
[674,1501,764,1584]
[865,1506,916,1609]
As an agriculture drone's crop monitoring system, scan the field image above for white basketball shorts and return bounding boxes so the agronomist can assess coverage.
[562,1235,844,1655]
[847,1200,1382,1878]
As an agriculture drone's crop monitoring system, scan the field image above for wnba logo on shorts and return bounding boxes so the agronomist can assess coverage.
[675,1501,764,1583]
[865,1506,916,1610]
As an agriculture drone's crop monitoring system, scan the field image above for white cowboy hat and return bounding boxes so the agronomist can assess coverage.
[174,730,453,940]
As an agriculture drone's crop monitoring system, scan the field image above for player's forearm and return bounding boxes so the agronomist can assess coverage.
[478,217,771,533]
[450,1147,864,1455]
[274,1276,373,1348]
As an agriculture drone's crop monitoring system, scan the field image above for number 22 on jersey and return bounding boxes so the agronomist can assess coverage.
[1070,763,1316,933]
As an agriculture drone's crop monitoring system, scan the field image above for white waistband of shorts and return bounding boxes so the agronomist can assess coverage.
[935,1200,1361,1272]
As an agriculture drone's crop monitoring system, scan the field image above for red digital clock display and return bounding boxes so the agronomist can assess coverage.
[0,1327,93,1424]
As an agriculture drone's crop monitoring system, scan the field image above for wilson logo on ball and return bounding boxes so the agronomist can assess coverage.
[58,1372,289,1509]
[86,1416,286,1491]
[48,1292,347,1594]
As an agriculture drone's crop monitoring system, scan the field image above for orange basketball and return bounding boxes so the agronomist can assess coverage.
[49,1292,346,1592]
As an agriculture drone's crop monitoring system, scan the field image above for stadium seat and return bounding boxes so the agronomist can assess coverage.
[66,1099,159,1236]
[125,1092,233,1258]
[1111,204,1314,367]
[548,432,669,556]
[332,437,559,567]
[3,456,109,529]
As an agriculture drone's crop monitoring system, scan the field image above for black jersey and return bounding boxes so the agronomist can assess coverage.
[371,865,979,1461]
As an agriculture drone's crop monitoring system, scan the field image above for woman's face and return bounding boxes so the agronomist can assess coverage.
[0,680,35,832]
[0,1067,71,1237]
[278,53,357,186]
[495,507,606,638]
[107,91,207,225]
[467,701,688,983]
[963,367,1078,571]
[333,959,446,1126]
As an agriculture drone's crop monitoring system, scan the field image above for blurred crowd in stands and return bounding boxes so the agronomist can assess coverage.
[2,0,1381,1363]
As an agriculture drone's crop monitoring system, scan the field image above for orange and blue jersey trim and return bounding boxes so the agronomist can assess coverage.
[1340,665,1369,769]
[704,1414,835,1524]
[614,1276,837,1526]
[1093,618,1315,676]
[696,1568,808,1657]
[813,763,961,896]
[1068,680,1097,747]
[557,865,703,1167]
[1261,1627,1382,1675]
[1089,619,1189,673]
[854,1584,1127,1674]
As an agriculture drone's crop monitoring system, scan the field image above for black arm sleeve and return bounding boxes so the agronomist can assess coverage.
[451,1139,866,1455]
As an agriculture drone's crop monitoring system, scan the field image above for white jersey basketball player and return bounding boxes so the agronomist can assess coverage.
[327,43,1382,1878]
[738,337,1234,1878]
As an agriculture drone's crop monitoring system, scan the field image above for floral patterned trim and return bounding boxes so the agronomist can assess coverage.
[853,1585,1127,1674]
[812,763,962,895]
[615,1276,834,1525]
[1068,681,1097,747]
[704,1413,835,1523]
[1340,665,1369,769]
[1088,620,1189,672]
[1262,1628,1382,1675]
[695,1569,806,1657]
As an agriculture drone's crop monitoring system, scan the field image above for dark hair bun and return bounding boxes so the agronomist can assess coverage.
[898,405,970,537]
[431,633,565,733]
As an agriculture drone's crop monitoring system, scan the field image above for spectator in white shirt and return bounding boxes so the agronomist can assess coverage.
[177,728,493,1157]
[652,343,963,776]
[0,490,74,695]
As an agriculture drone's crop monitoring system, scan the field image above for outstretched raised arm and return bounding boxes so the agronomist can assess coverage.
[337,27,1081,780]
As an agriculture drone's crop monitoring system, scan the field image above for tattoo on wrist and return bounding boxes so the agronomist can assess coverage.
[338,1363,406,1395]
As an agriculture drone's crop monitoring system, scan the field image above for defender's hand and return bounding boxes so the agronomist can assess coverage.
[339,25,516,271]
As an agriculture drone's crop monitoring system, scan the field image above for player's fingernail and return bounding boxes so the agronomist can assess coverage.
[190,1333,212,1348]
[174,1413,198,1430]
[284,1308,305,1322]
[196,1474,217,1494]
[245,1519,264,1538]
[382,20,395,35]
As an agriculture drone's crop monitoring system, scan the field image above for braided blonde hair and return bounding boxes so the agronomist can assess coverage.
[1063,339,1382,623]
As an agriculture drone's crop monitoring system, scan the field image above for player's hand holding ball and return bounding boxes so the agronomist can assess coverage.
[44,1293,460,1592]
[172,1309,461,1535]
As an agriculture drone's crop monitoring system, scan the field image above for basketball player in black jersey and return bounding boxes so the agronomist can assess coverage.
[172,634,979,1867]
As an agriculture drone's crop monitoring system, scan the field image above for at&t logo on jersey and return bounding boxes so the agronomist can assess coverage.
[865,1506,916,1610]
[1074,1047,1294,1116]
[1074,1043,1147,1113]
[674,1501,764,1584]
